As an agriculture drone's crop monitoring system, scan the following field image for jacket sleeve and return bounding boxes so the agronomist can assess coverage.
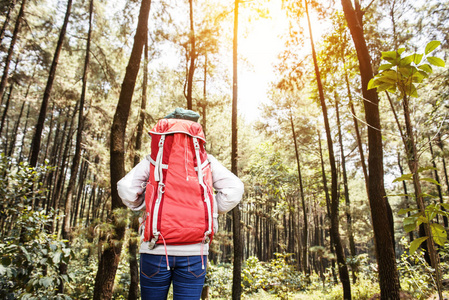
[117,157,150,211]
[208,155,244,214]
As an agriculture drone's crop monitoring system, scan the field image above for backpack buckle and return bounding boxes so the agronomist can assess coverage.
[148,236,158,250]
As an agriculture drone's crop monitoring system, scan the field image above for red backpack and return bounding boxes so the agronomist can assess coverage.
[143,118,214,249]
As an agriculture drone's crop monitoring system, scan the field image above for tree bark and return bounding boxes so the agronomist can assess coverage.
[340,0,401,298]
[428,137,448,227]
[0,0,25,103]
[62,0,93,244]
[289,111,308,275]
[336,97,357,284]
[186,0,196,110]
[318,131,338,284]
[0,0,17,45]
[305,1,351,297]
[128,33,149,300]
[231,0,242,298]
[30,0,72,167]
[397,153,414,243]
[93,0,151,298]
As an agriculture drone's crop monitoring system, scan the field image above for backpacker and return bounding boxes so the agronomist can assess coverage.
[143,118,214,249]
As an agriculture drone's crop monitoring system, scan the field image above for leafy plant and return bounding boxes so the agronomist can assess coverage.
[368,40,445,97]
[394,168,449,255]
[0,208,73,300]
[0,154,72,299]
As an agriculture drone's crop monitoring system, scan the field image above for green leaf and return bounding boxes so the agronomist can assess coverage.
[413,53,424,64]
[377,83,395,93]
[418,64,433,74]
[427,56,445,67]
[417,215,429,225]
[425,41,441,55]
[420,177,441,185]
[409,84,418,98]
[382,51,398,62]
[430,223,447,246]
[419,193,437,199]
[418,166,437,173]
[441,203,449,210]
[400,55,414,66]
[412,72,426,83]
[40,277,53,288]
[398,66,414,77]
[378,63,394,71]
[410,236,428,255]
[367,78,376,90]
[53,252,61,265]
[403,216,417,232]
[393,174,413,182]
[404,223,416,233]
[398,208,418,215]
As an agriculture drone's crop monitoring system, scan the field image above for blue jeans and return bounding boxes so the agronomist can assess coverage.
[140,254,207,300]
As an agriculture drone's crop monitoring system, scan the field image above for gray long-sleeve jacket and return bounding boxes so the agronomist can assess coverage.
[117,154,244,256]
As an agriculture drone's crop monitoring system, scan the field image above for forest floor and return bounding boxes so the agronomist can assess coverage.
[238,290,449,300]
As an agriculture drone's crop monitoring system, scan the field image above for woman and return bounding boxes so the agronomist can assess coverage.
[117,108,244,300]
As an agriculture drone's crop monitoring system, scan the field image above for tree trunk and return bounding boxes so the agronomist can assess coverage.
[61,0,93,245]
[343,63,369,197]
[0,83,13,137]
[289,111,308,275]
[0,0,25,103]
[305,1,351,297]
[186,0,196,110]
[401,95,442,297]
[30,0,72,167]
[231,0,242,298]
[318,130,337,284]
[336,97,357,283]
[428,137,448,227]
[7,100,25,157]
[0,0,17,45]
[437,133,449,194]
[397,153,414,243]
[128,32,149,300]
[340,0,401,298]
[93,0,151,298]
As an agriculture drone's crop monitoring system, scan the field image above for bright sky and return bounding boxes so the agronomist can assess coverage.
[238,2,287,122]
[237,2,327,122]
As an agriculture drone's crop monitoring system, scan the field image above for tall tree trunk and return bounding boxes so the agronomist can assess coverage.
[201,54,208,137]
[231,0,242,298]
[437,133,449,194]
[401,94,442,297]
[342,58,369,198]
[340,0,400,298]
[305,1,351,297]
[289,111,308,275]
[0,0,25,103]
[61,0,93,243]
[29,0,72,167]
[186,0,196,110]
[428,137,448,227]
[0,0,17,44]
[18,102,31,163]
[128,33,149,300]
[0,83,13,137]
[93,0,151,298]
[317,129,337,283]
[8,100,25,157]
[397,153,414,243]
[335,98,357,283]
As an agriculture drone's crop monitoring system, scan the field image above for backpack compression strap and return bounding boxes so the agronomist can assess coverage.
[193,137,213,243]
[148,135,166,249]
